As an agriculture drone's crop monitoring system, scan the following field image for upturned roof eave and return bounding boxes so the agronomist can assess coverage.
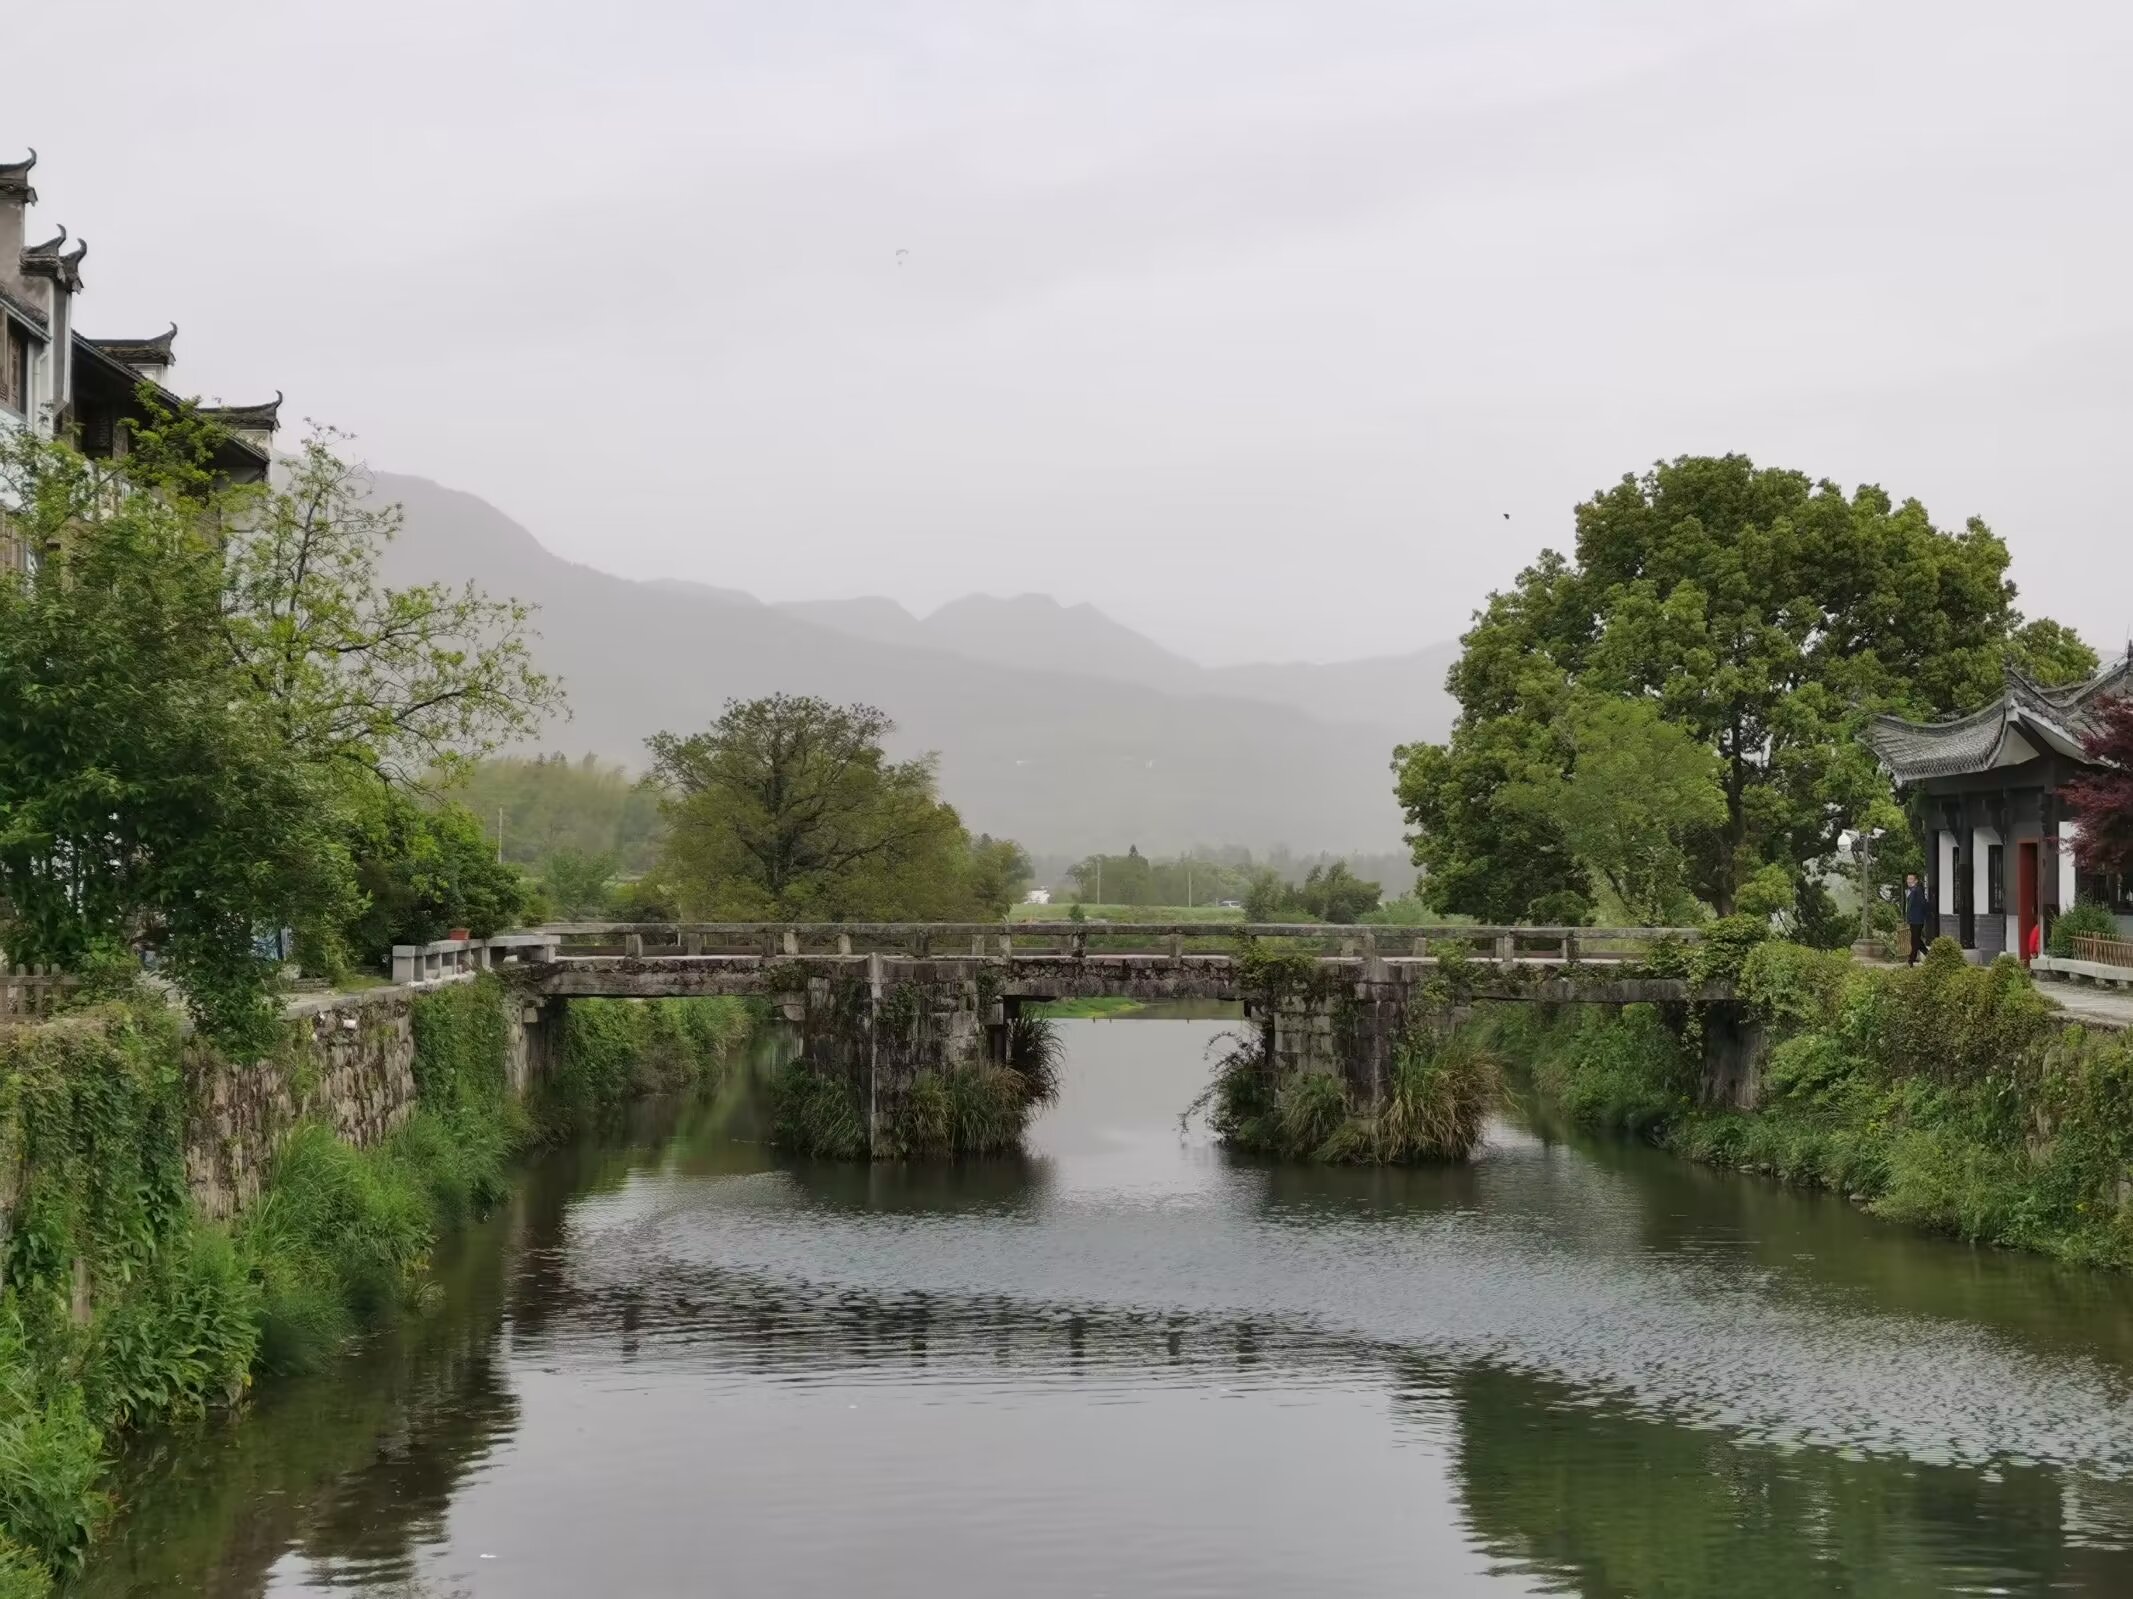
[68,332,271,469]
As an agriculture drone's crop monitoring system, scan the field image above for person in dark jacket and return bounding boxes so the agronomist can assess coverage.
[1903,873,1931,965]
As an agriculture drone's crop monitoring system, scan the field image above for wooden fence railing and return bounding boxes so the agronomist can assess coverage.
[2072,935,2133,970]
[1,966,80,1023]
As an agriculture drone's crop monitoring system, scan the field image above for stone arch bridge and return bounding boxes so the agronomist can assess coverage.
[456,923,1738,1156]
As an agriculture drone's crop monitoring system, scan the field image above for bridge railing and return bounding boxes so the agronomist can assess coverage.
[2,965,79,1026]
[389,932,562,986]
[528,922,1698,966]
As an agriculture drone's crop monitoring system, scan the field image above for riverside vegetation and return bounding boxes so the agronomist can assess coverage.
[1192,1025,1500,1164]
[1186,942,1501,1164]
[0,979,752,1596]
[1489,929,2133,1269]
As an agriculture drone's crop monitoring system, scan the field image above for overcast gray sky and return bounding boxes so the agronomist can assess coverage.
[11,1,2130,664]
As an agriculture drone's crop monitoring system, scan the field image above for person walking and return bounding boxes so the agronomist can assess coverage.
[1903,872,1931,965]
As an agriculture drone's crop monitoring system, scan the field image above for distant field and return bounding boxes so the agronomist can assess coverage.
[1030,997,1149,1018]
[1010,903,1247,923]
[1031,997,1243,1020]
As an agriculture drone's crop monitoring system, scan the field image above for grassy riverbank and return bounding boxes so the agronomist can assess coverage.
[0,981,752,1596]
[1489,939,2133,1269]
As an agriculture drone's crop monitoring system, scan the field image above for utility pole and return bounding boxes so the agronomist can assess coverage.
[497,806,505,865]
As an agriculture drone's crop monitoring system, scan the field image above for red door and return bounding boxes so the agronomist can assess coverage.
[2018,842,2040,963]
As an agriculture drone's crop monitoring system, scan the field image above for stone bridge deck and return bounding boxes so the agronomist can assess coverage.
[523,922,1716,1007]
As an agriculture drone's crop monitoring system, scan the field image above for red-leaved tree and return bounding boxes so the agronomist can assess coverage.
[2061,694,2133,875]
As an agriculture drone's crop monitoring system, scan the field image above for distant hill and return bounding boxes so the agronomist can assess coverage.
[371,472,1451,855]
[1207,644,1462,734]
[771,592,1460,734]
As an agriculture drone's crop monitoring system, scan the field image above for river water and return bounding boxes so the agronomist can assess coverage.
[74,1016,2133,1597]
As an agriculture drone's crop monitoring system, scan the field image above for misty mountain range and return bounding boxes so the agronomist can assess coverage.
[374,472,1458,855]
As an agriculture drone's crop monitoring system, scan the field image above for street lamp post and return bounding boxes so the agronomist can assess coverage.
[1852,826,1886,956]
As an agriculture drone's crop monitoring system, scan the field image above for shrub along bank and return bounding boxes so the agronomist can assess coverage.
[0,980,751,1596]
[1490,937,2133,1268]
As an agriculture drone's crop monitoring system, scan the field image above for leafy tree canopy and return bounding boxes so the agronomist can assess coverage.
[2062,692,2133,879]
[538,846,621,920]
[1242,860,1382,923]
[344,793,530,967]
[0,407,555,1039]
[1502,697,1725,925]
[448,753,663,874]
[649,695,1025,920]
[1398,454,2095,919]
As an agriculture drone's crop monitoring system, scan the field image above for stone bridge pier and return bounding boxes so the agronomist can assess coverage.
[764,957,1439,1154]
[772,956,1023,1151]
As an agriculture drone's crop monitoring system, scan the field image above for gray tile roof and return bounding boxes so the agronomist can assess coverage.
[85,323,176,368]
[0,281,47,333]
[1867,657,2132,783]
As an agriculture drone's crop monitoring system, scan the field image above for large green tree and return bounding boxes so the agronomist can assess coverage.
[0,427,348,1041]
[1398,455,2095,919]
[208,425,557,781]
[1503,697,1726,924]
[0,407,556,1037]
[342,791,531,967]
[649,695,1021,920]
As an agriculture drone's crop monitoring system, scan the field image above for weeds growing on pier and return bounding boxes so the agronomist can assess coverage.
[768,1064,872,1160]
[768,1013,1061,1160]
[1336,1032,1500,1163]
[1187,1025,1499,1164]
[1004,1012,1063,1108]
[893,1064,1029,1156]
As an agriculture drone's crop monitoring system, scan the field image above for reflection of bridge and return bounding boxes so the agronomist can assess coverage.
[524,922,1712,1008]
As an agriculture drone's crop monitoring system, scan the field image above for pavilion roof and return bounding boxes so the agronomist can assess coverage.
[1866,656,2133,784]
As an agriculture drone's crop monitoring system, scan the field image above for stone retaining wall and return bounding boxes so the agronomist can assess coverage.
[181,982,566,1222]
[184,989,426,1222]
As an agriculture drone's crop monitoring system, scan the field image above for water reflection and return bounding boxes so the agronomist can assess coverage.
[71,1019,2133,1597]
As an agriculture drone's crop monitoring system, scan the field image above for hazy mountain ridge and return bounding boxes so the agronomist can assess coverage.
[372,472,1451,854]
[772,592,1460,732]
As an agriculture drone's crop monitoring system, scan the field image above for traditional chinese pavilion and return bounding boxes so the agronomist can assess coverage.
[1867,655,2133,959]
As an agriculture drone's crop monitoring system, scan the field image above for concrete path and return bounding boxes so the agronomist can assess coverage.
[2036,978,2133,1032]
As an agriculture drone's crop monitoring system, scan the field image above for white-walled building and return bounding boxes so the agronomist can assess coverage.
[1868,657,2133,955]
[1,150,279,570]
